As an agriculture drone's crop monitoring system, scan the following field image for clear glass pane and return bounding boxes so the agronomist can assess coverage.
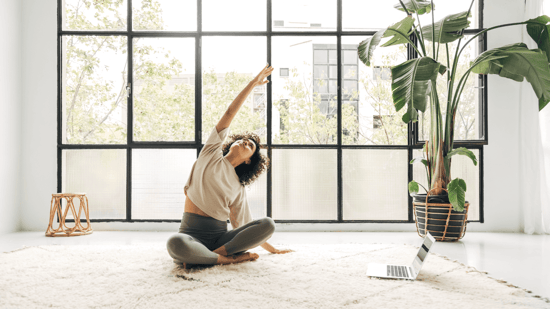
[62,0,127,31]
[418,0,480,30]
[62,150,126,219]
[343,0,403,31]
[132,149,195,220]
[412,149,480,221]
[203,0,266,31]
[133,38,195,141]
[341,36,408,145]
[272,36,337,144]
[343,150,409,220]
[420,35,483,141]
[343,0,479,31]
[62,36,128,144]
[247,149,268,219]
[272,149,337,220]
[202,37,267,142]
[273,0,336,32]
[133,0,197,31]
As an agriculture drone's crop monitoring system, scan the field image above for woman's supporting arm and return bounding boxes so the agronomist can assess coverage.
[216,65,274,133]
[261,242,294,254]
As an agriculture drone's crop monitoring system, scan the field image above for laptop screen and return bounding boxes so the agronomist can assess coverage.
[411,233,435,276]
[416,234,434,263]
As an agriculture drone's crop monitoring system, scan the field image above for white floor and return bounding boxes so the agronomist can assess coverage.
[1,231,549,300]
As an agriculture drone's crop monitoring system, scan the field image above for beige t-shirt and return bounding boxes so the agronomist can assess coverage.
[184,127,253,228]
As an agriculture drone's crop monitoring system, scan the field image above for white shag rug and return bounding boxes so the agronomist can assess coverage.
[0,243,548,309]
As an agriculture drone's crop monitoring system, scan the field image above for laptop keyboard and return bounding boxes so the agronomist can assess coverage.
[387,265,410,278]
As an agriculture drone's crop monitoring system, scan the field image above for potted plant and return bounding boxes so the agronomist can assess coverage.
[358,0,550,240]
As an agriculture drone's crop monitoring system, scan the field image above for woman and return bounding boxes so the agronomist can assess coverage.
[167,65,292,267]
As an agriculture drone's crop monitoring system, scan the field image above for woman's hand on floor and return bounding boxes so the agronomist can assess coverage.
[261,242,294,254]
[270,248,294,254]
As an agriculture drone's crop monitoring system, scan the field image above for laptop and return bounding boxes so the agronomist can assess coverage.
[366,232,436,280]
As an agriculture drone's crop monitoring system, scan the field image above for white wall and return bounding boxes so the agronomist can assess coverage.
[479,0,524,232]
[0,0,23,235]
[19,0,528,232]
[20,0,58,232]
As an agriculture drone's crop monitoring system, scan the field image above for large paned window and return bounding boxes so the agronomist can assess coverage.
[58,0,485,223]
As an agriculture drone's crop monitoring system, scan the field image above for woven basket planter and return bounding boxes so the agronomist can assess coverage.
[412,189,469,242]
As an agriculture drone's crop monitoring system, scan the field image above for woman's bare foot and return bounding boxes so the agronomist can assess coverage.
[217,252,259,265]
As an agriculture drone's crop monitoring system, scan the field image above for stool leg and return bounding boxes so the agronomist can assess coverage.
[46,197,63,236]
[46,196,56,236]
[73,197,84,233]
[79,196,92,233]
[64,197,80,234]
[60,197,74,233]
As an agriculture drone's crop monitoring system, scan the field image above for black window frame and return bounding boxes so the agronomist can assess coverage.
[57,0,485,224]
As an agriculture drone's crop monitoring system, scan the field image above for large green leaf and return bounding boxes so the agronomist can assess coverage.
[471,43,550,110]
[410,157,428,166]
[381,16,416,47]
[358,31,385,67]
[391,57,446,122]
[421,11,471,44]
[357,16,414,66]
[446,147,477,166]
[358,17,414,66]
[526,15,550,63]
[358,16,415,67]
[394,0,433,15]
[448,178,467,212]
[408,180,420,194]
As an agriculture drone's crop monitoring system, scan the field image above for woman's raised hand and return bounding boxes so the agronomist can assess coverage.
[252,64,274,86]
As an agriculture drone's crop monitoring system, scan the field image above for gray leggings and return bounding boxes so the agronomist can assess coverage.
[166,213,276,265]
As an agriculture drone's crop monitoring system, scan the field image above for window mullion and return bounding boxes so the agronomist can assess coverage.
[126,0,134,221]
[267,0,273,218]
[337,0,343,222]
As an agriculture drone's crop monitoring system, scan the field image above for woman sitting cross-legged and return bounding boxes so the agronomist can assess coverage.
[167,65,292,267]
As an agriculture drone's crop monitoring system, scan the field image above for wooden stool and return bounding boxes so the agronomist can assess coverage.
[46,193,93,237]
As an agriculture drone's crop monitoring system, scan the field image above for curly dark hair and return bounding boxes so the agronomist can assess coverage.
[222,132,270,187]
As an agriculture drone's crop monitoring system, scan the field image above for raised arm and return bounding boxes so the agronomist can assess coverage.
[215,65,274,133]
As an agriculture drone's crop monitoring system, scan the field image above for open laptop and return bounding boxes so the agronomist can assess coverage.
[366,233,436,280]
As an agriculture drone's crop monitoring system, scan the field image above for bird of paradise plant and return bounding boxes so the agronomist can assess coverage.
[358,0,550,211]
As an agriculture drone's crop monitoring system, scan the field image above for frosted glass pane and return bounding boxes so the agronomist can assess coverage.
[343,150,409,220]
[273,0,336,32]
[203,0,265,31]
[412,149,480,221]
[62,150,127,219]
[133,38,195,141]
[272,149,337,220]
[133,0,197,31]
[246,149,268,219]
[132,149,196,220]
